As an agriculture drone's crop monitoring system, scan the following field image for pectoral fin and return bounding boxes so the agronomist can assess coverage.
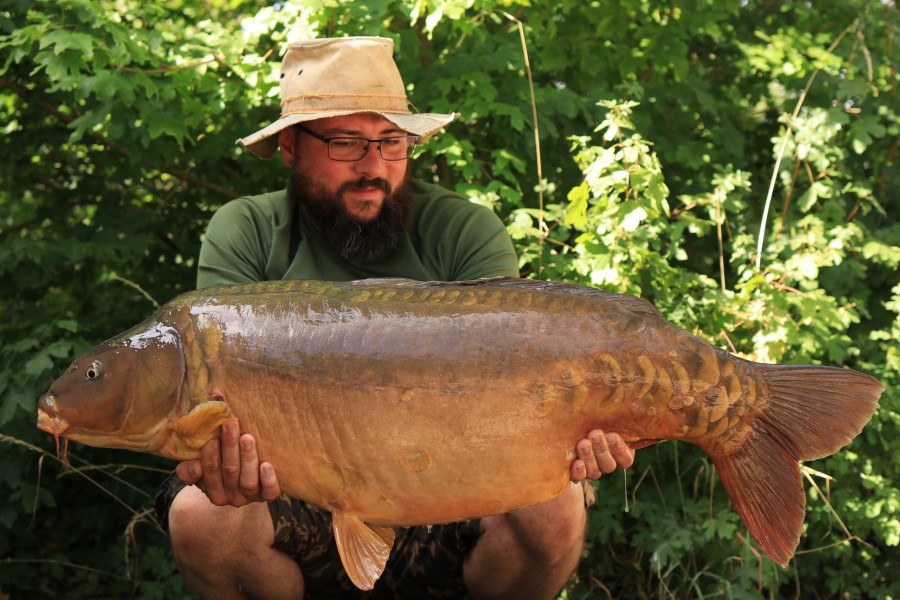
[332,510,396,590]
[169,400,236,449]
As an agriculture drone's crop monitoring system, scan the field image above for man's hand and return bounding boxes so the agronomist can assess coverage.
[175,419,282,507]
[569,429,635,483]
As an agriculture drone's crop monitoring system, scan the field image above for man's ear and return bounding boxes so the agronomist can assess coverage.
[278,127,297,168]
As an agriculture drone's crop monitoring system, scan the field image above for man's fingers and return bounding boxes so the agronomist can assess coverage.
[591,431,618,474]
[569,458,588,483]
[200,435,225,503]
[239,433,262,498]
[259,462,282,501]
[606,432,636,469]
[220,420,242,489]
[175,459,202,484]
[575,437,599,479]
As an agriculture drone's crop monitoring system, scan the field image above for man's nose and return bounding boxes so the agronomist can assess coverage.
[354,142,388,175]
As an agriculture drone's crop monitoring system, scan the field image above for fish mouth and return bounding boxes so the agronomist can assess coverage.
[37,407,68,436]
[37,404,70,458]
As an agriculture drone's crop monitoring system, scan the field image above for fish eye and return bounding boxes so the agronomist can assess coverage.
[85,361,103,380]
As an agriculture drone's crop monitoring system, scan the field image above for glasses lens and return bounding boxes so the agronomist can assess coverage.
[326,136,419,161]
[328,139,368,161]
[379,136,417,160]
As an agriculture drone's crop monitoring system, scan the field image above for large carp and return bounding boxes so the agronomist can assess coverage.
[37,278,882,589]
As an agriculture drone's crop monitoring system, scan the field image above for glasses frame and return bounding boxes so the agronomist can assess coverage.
[294,124,420,162]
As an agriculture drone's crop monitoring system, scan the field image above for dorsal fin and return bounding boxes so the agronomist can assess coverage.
[349,277,664,320]
[474,277,663,319]
[331,510,396,590]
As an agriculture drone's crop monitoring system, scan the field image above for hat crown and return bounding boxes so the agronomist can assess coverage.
[236,36,456,159]
[280,37,410,117]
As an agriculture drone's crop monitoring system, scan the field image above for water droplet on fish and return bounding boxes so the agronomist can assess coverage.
[623,469,630,513]
[426,525,433,533]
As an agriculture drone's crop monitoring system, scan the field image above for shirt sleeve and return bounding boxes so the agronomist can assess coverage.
[196,199,273,288]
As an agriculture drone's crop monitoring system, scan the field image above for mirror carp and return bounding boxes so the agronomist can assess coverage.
[36,277,883,589]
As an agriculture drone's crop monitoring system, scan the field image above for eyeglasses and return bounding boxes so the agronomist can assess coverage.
[294,124,419,162]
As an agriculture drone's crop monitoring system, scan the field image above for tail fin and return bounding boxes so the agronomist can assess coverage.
[711,365,883,566]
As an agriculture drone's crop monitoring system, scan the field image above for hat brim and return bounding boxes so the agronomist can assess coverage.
[236,110,458,160]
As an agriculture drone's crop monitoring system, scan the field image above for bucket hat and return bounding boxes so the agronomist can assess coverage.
[236,36,458,159]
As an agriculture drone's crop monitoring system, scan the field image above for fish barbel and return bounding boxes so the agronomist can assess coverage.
[36,278,883,589]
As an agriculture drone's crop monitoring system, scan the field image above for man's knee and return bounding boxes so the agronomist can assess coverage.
[464,486,587,598]
[168,486,220,557]
[169,486,274,560]
[481,484,587,562]
[526,484,587,563]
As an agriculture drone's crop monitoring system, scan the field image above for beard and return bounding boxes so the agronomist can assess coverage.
[289,170,413,261]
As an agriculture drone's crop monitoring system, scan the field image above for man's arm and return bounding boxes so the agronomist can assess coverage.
[196,198,276,288]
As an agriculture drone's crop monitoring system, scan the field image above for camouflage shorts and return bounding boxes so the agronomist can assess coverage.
[155,473,595,599]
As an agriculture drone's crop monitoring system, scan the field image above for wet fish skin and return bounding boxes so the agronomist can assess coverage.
[36,277,883,589]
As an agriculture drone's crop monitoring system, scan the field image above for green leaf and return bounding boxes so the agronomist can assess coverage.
[850,115,887,154]
[38,29,94,59]
[565,183,589,229]
[862,240,900,268]
[23,353,53,378]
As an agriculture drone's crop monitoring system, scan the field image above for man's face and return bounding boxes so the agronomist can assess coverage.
[278,113,415,260]
[279,113,412,223]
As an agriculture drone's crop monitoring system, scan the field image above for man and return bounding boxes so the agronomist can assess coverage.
[156,37,635,599]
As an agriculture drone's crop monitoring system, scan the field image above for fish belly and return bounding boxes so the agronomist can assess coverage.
[208,349,598,526]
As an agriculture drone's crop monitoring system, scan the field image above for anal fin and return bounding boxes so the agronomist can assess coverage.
[332,510,396,590]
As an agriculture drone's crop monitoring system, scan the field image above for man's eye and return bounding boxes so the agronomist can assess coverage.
[381,138,404,148]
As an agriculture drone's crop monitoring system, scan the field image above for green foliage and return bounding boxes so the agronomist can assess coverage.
[1,0,897,598]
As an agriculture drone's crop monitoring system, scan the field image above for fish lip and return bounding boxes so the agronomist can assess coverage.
[36,407,69,436]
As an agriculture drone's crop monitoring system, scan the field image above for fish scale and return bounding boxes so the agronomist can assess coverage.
[36,276,882,591]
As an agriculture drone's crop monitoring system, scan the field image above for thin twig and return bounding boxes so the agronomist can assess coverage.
[0,557,131,581]
[735,532,764,593]
[801,465,855,542]
[720,330,738,353]
[754,20,859,270]
[501,11,546,270]
[715,192,726,292]
[110,275,160,309]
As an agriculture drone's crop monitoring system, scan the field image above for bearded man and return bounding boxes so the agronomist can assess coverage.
[155,37,634,600]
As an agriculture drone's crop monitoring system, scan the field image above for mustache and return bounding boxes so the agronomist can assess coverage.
[339,177,392,195]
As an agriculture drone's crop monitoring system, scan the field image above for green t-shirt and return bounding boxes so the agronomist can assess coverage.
[197,179,519,288]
